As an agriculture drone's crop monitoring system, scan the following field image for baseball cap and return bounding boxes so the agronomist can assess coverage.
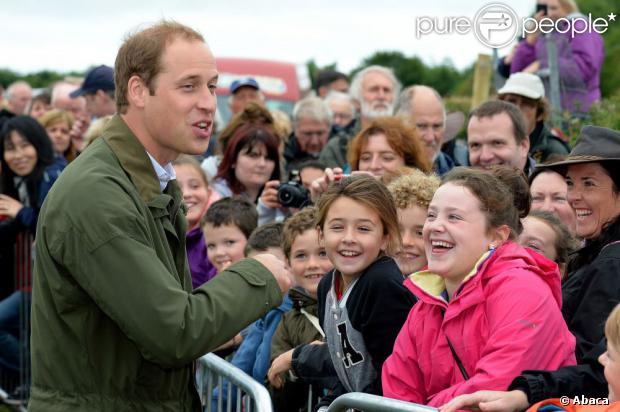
[230,78,260,94]
[70,65,115,98]
[497,72,545,100]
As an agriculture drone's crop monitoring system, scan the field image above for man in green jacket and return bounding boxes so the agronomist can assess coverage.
[29,21,292,411]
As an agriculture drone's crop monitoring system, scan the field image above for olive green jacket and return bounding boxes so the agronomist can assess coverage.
[30,115,282,411]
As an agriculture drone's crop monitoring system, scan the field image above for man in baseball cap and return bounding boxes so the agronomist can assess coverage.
[70,65,116,117]
[498,72,569,163]
[228,77,264,115]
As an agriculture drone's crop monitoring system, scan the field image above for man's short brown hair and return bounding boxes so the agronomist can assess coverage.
[469,100,528,144]
[114,20,204,114]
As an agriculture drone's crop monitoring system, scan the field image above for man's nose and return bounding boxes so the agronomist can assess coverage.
[479,146,494,161]
[197,86,216,112]
[540,198,554,212]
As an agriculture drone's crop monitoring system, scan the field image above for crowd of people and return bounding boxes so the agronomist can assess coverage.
[0,0,617,410]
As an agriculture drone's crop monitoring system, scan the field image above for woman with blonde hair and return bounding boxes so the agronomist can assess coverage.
[38,109,78,164]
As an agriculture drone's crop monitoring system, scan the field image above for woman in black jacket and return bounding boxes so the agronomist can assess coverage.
[0,116,63,386]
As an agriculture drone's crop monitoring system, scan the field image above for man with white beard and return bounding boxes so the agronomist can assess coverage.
[319,65,401,169]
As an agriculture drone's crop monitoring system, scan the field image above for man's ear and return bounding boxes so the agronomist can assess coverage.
[520,135,530,154]
[126,75,148,109]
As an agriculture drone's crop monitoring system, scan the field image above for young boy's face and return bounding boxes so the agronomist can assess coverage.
[287,229,333,298]
[600,341,620,403]
[203,222,248,273]
[395,204,428,276]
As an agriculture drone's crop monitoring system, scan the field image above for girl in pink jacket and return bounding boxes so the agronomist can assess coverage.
[382,167,576,407]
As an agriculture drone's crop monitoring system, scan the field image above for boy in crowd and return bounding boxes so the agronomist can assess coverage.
[212,222,292,409]
[268,207,334,411]
[245,222,286,261]
[202,197,258,273]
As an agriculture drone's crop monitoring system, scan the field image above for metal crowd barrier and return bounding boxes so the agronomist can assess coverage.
[326,392,438,412]
[197,353,273,412]
[0,232,33,409]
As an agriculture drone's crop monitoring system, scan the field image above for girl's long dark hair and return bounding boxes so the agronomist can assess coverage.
[0,116,55,205]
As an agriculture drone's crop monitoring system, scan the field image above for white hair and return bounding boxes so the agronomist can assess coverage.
[292,96,332,126]
[51,82,79,106]
[396,85,446,124]
[5,80,32,99]
[349,65,401,104]
[324,91,357,118]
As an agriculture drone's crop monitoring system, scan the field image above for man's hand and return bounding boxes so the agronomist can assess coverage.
[440,390,529,412]
[260,180,282,209]
[267,349,294,389]
[0,195,24,218]
[253,254,293,294]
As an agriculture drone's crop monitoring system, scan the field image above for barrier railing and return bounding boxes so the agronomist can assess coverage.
[326,392,438,412]
[197,353,273,412]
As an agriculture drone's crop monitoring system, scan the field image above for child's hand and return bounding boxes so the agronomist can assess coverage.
[440,390,529,412]
[310,167,344,202]
[267,349,294,389]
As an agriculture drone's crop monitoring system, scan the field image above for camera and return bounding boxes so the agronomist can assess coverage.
[277,181,310,208]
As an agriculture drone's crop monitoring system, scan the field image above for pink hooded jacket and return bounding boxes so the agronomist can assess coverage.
[382,241,576,407]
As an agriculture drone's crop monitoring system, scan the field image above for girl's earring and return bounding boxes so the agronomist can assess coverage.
[489,244,496,251]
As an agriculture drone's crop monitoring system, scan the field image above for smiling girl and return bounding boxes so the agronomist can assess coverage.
[382,167,575,407]
[173,155,220,288]
[313,174,416,410]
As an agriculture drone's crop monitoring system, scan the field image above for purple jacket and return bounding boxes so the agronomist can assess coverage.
[186,226,217,289]
[511,14,604,113]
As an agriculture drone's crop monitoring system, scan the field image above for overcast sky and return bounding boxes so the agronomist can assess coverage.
[3,0,536,75]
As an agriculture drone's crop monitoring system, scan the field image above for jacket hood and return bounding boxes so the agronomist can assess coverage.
[289,286,317,309]
[406,241,562,308]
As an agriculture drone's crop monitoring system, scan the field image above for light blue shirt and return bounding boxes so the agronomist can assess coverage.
[146,152,176,192]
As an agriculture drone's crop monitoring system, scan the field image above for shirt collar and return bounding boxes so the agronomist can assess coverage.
[146,152,176,192]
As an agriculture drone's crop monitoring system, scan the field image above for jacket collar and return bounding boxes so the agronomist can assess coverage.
[409,250,492,302]
[102,115,161,203]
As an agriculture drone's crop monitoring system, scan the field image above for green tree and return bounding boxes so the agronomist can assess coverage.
[579,0,620,96]
[305,59,338,92]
